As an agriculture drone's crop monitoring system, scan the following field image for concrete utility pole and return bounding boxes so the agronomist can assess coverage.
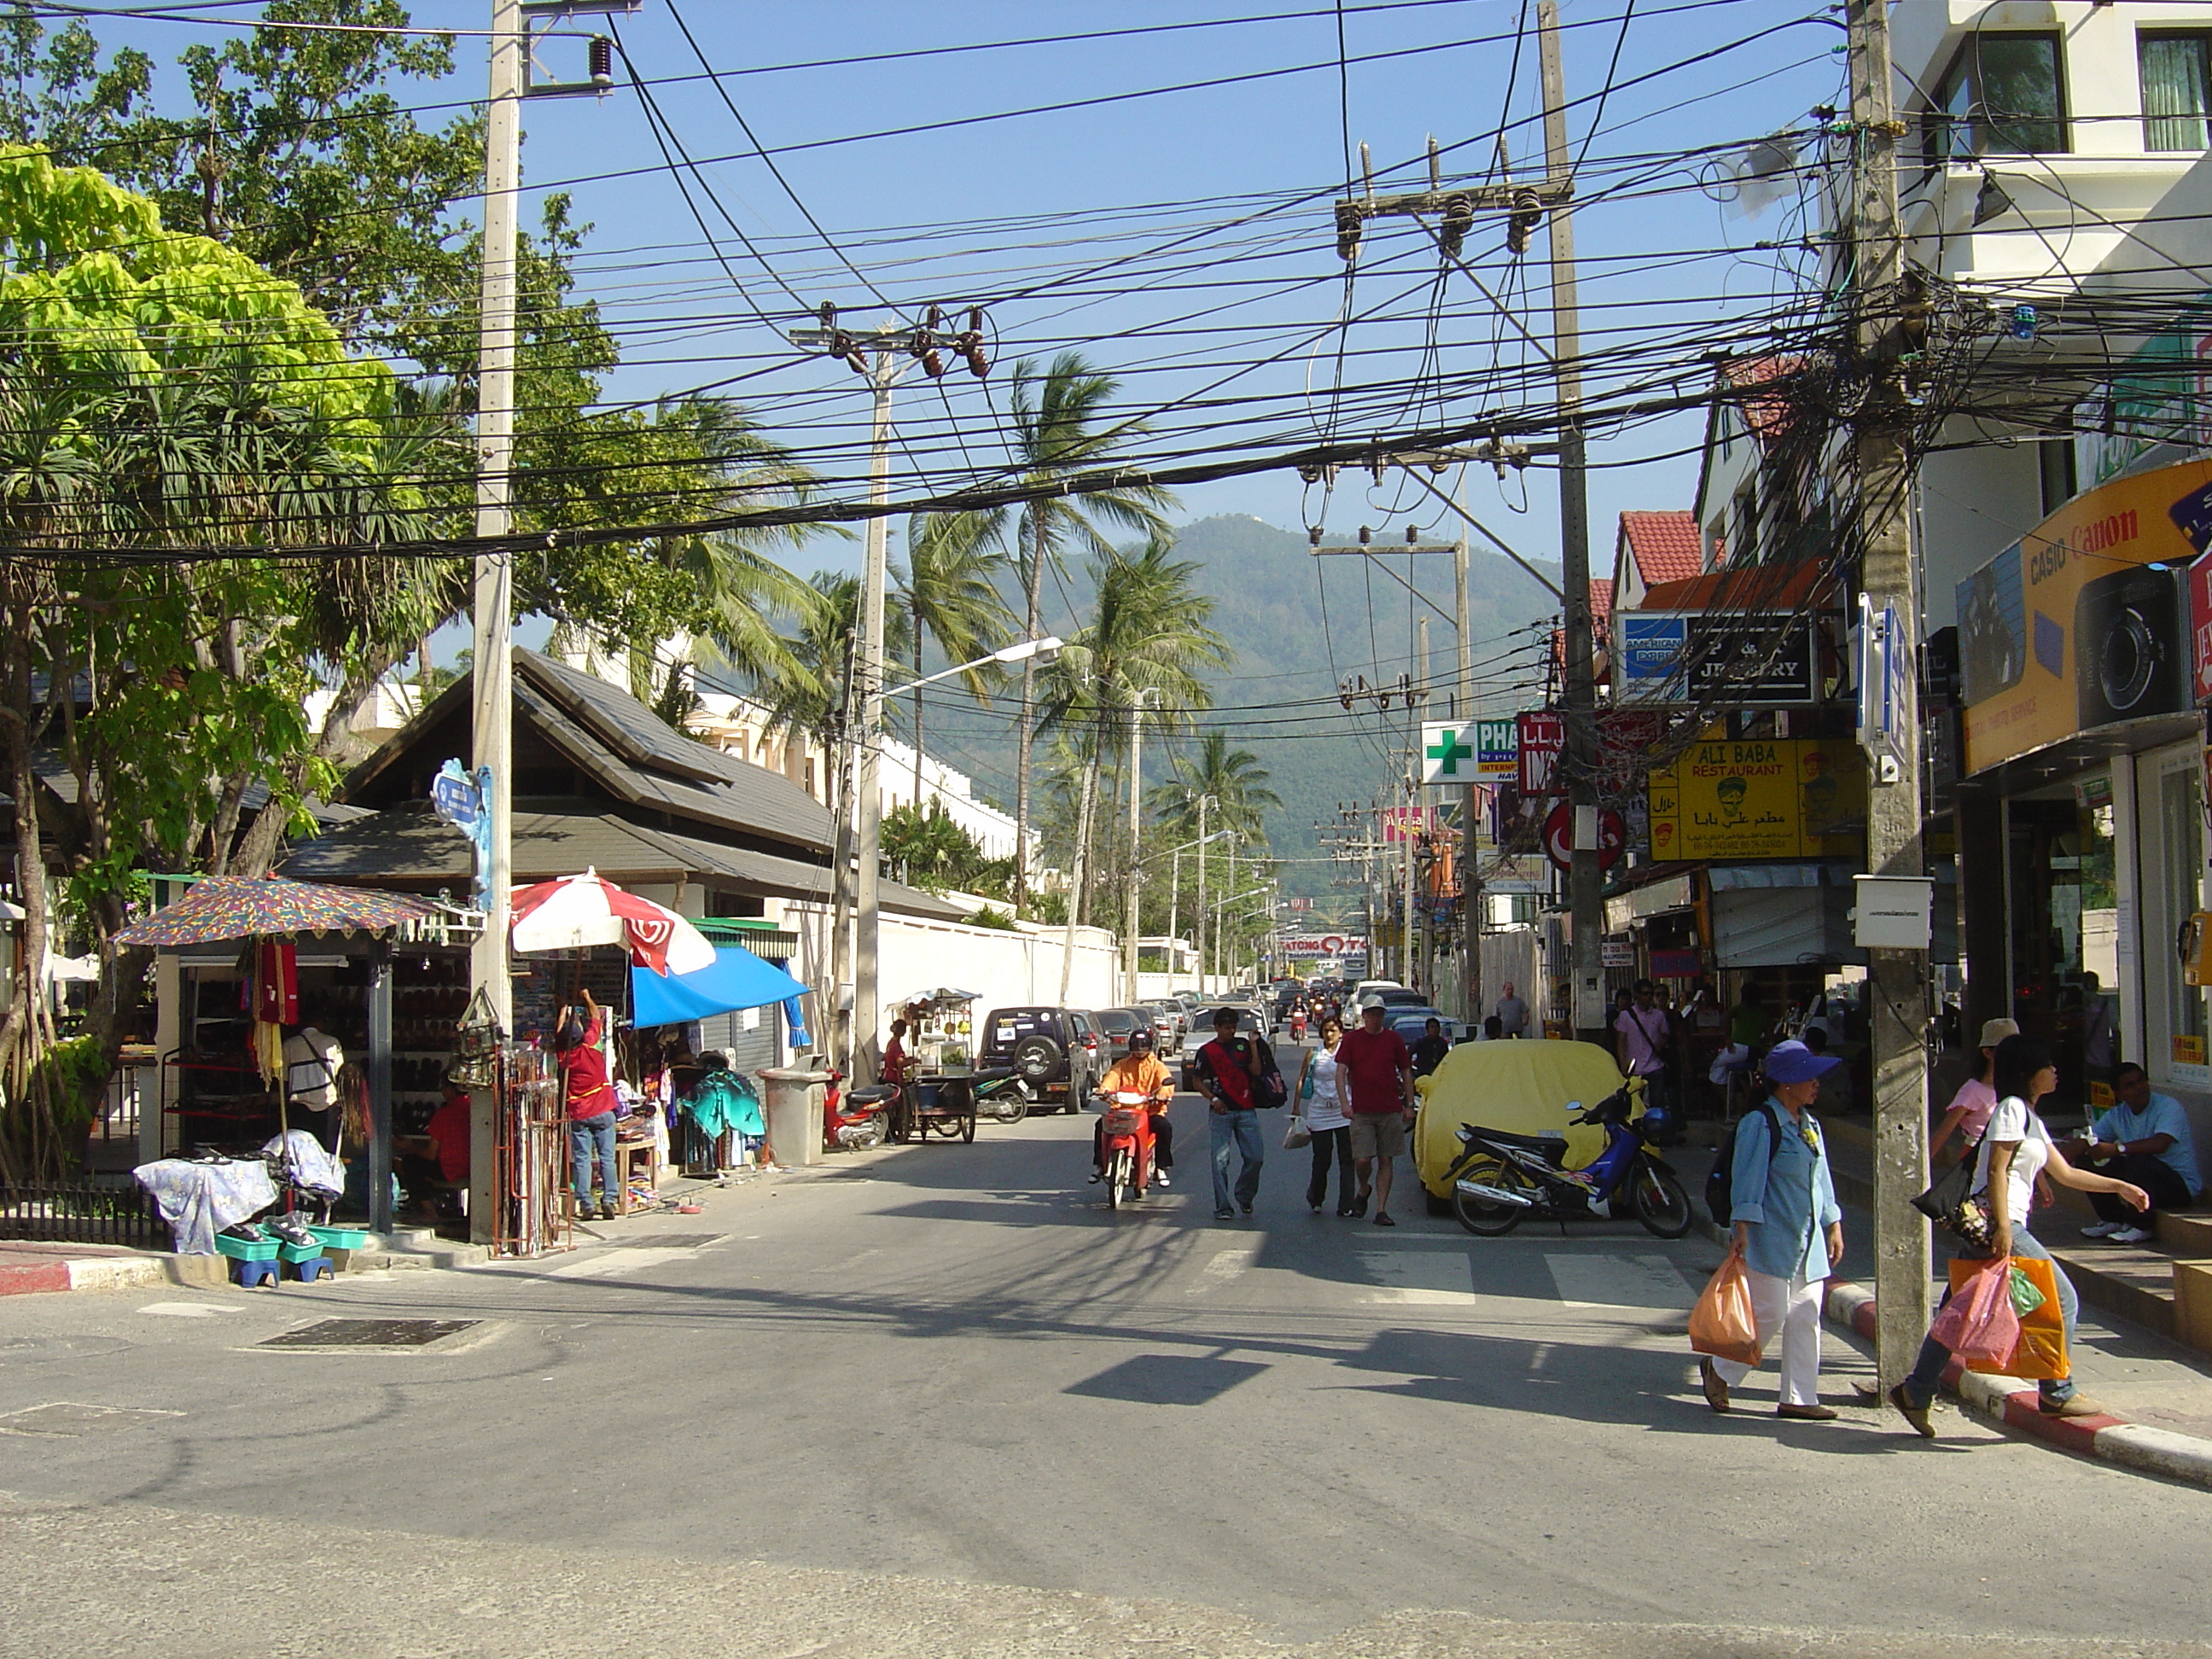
[1455,494,1482,1033]
[1195,795,1210,996]
[1123,691,1156,1003]
[1847,0,1933,1390]
[1536,0,1605,1045]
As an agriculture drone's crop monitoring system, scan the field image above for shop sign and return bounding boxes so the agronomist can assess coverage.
[1282,934,1367,958]
[1542,801,1625,871]
[2176,1034,2207,1068]
[1519,712,1564,794]
[1646,739,1866,863]
[2191,549,2212,704]
[2073,294,2212,488]
[1958,457,2212,774]
[430,758,494,911]
[1614,611,1819,704]
[1516,707,1670,799]
[1647,946,1703,979]
[1601,939,1636,968]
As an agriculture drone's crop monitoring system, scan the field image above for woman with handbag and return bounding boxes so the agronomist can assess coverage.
[1700,1039,1847,1420]
[1890,1034,2150,1435]
[1295,1016,1356,1216]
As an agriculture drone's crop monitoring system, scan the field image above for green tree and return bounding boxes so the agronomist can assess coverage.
[1150,730,1283,846]
[895,513,1016,802]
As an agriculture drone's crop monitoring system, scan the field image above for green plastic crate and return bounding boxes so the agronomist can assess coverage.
[306,1224,369,1251]
[213,1232,279,1262]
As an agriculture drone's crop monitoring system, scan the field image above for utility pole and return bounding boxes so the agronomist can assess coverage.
[1195,795,1210,997]
[1123,691,1154,1003]
[467,0,629,1243]
[1455,484,1482,1033]
[1536,0,1605,1044]
[1847,0,1932,1391]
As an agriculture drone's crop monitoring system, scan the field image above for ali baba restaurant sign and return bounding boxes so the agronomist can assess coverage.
[1647,738,1866,862]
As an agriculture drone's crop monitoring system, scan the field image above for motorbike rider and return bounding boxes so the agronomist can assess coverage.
[1091,1026,1174,1187]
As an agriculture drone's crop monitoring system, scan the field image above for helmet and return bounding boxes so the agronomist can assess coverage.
[1127,1027,1155,1050]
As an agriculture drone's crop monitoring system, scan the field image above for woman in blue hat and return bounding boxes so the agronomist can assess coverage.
[1700,1039,1846,1420]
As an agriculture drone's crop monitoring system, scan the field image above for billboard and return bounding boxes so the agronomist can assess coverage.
[1420,719,1516,783]
[1647,738,1866,862]
[1959,457,2212,774]
[1615,611,1820,703]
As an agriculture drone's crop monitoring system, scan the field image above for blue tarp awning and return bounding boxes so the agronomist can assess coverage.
[631,945,808,1027]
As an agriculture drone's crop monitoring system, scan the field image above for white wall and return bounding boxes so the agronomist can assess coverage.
[783,901,1122,1026]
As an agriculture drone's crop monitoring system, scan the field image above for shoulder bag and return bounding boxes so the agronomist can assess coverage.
[1911,1140,1994,1249]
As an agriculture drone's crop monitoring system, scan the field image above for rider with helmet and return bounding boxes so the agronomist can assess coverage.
[1091,1027,1175,1186]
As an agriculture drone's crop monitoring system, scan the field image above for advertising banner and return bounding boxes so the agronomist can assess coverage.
[1282,934,1368,959]
[1518,711,1564,794]
[1615,611,1820,703]
[1646,738,1866,863]
[1959,457,2212,774]
[1420,718,1516,783]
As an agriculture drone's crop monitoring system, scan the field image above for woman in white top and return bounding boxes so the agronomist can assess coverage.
[1297,1016,1357,1216]
[1890,1034,2148,1436]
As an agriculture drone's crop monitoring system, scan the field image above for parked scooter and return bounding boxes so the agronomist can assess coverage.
[1097,1090,1157,1209]
[1441,1086,1692,1238]
[969,1067,1035,1123]
[823,1070,894,1151]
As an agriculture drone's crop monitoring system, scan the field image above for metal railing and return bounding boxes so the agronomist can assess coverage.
[0,1180,168,1249]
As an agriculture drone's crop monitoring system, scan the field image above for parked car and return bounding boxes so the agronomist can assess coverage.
[1093,1006,1151,1061]
[1388,1009,1463,1045]
[977,1006,1102,1113]
[1137,1000,1184,1046]
[1179,1007,1266,1091]
[1375,987,1430,1010]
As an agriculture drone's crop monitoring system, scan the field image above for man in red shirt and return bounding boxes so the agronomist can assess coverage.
[1336,995,1416,1225]
[1193,1008,1275,1220]
[557,988,620,1220]
[397,1078,472,1222]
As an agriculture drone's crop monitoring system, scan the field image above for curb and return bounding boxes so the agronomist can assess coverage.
[1819,1278,2212,1488]
[0,1252,169,1298]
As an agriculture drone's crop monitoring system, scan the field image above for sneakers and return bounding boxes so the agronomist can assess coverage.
[1700,1357,1731,1413]
[2040,1392,2108,1418]
[265,1214,317,1248]
[218,1223,266,1243]
[1777,1403,1839,1421]
[1153,1171,1170,1188]
[1214,1208,1236,1220]
[1087,1171,1103,1185]
[1888,1382,1935,1439]
[2080,1220,2123,1238]
[2107,1225,2155,1244]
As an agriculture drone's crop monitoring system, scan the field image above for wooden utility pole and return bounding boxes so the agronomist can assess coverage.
[1536,0,1604,1043]
[1847,0,1933,1387]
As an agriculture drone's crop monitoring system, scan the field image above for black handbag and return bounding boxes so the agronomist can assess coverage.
[1912,1147,1993,1249]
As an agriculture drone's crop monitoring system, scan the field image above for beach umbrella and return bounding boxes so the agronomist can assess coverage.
[631,946,808,1027]
[509,868,713,975]
[115,875,436,946]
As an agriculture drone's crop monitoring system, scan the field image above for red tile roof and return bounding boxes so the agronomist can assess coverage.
[1552,579,1615,675]
[1720,354,1803,451]
[1642,560,1835,614]
[1618,511,1703,588]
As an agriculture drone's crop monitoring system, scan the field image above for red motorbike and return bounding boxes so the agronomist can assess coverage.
[1097,1089,1157,1209]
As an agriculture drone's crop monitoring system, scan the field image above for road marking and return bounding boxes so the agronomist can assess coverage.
[1544,1252,1699,1311]
[1186,1246,1258,1294]
[1357,1249,1479,1306]
[136,1302,242,1318]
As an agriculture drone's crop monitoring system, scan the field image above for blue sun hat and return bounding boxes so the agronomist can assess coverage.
[1762,1039,1842,1084]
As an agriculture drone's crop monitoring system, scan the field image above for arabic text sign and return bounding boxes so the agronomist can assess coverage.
[1518,712,1563,794]
[1646,739,1866,862]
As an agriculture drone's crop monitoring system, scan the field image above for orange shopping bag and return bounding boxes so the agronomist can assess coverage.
[1950,1254,2067,1381]
[1689,1247,1763,1366]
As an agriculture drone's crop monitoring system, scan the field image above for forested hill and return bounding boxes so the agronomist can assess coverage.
[1163,515,1562,894]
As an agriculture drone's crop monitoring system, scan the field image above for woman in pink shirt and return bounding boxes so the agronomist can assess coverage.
[1930,1016,2017,1161]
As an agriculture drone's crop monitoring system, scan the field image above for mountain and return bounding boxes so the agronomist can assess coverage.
[1160,515,1563,894]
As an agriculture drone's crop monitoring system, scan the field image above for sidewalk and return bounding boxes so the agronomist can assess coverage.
[1678,1114,2212,1485]
[0,1239,169,1297]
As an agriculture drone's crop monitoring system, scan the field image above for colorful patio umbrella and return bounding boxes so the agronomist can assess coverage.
[630,945,808,1027]
[114,874,437,946]
[509,868,714,976]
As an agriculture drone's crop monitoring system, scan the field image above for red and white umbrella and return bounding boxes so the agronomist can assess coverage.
[509,869,715,976]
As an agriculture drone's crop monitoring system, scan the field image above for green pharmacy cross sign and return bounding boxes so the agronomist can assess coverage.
[1424,726,1473,778]
[1421,719,1517,784]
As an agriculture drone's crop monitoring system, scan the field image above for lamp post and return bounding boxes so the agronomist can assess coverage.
[1124,687,1162,1003]
[1164,827,1232,987]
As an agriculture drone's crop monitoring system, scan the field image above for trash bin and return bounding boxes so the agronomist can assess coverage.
[758,1067,830,1167]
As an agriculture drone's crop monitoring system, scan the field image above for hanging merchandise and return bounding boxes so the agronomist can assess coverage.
[254,940,299,1024]
[451,986,503,1088]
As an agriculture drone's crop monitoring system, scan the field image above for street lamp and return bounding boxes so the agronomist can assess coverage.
[1161,828,1233,990]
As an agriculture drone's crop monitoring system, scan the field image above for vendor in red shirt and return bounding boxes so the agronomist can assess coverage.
[397,1077,472,1222]
[556,988,620,1220]
[1336,995,1417,1226]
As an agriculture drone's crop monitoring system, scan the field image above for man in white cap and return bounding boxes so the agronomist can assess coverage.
[1336,994,1417,1225]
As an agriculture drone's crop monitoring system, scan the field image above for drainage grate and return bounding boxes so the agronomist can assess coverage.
[599,1233,723,1251]
[257,1318,479,1350]
[0,1402,182,1436]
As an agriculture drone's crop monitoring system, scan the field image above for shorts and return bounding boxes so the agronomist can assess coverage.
[1348,1113,1406,1160]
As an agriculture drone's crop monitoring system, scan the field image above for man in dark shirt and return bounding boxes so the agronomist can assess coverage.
[1193,1008,1273,1220]
[1410,1017,1452,1079]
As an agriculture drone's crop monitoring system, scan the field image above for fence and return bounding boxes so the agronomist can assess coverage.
[0,1180,168,1249]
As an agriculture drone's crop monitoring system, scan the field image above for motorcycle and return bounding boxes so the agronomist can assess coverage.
[823,1071,894,1151]
[1441,1086,1692,1239]
[1097,1089,1157,1209]
[970,1067,1035,1123]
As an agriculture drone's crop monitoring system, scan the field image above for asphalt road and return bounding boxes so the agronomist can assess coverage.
[6,1080,2212,1659]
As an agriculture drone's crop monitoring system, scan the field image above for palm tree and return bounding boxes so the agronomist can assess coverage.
[1150,731,1283,846]
[751,571,914,779]
[895,513,1016,806]
[1039,541,1231,1000]
[917,353,1176,911]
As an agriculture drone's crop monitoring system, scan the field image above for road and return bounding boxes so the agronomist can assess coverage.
[5,1077,2212,1659]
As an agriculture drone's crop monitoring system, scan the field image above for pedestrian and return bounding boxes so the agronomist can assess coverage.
[1727,980,1772,1054]
[1698,1039,1846,1421]
[1615,980,1676,1130]
[1410,1016,1451,1079]
[1889,1034,2151,1435]
[1929,1016,2017,1161]
[2069,1061,2201,1243]
[555,988,619,1221]
[1192,1007,1270,1220]
[882,1018,911,1086]
[1494,980,1529,1039]
[1336,994,1417,1225]
[1481,1015,1503,1041]
[1297,1015,1356,1215]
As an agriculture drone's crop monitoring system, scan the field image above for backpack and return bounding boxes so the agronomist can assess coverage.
[1704,1103,1784,1227]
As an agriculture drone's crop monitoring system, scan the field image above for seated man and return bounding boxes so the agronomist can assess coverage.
[397,1079,472,1223]
[1410,1016,1452,1078]
[2072,1062,2203,1243]
[1091,1027,1174,1187]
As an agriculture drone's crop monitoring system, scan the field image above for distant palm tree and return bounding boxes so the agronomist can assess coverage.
[1150,730,1283,846]
[895,514,1016,805]
[751,572,914,806]
[1040,541,1230,998]
[918,353,1175,911]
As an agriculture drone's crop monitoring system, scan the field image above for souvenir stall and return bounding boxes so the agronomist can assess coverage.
[123,875,453,1272]
[631,936,809,1175]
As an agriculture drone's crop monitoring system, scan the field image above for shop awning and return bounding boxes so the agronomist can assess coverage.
[632,945,807,1027]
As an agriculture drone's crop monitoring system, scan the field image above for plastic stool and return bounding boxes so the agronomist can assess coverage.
[286,1254,334,1282]
[233,1256,280,1289]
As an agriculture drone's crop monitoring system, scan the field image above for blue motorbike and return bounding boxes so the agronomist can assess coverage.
[1442,1086,1691,1239]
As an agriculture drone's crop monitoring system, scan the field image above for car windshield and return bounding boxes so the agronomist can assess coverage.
[1097,1010,1138,1033]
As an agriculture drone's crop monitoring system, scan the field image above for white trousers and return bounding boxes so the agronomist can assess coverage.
[1711,1267,1824,1406]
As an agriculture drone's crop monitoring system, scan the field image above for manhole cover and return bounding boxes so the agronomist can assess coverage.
[601,1234,722,1251]
[0,1402,181,1436]
[257,1318,479,1351]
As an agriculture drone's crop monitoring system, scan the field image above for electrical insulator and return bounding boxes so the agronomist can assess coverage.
[1506,189,1544,256]
[589,36,614,88]
[925,306,944,332]
[819,301,838,329]
[1358,525,1371,544]
[1439,194,1473,261]
[910,328,945,377]
[1307,525,1323,546]
[1405,524,1418,544]
[1335,201,1363,263]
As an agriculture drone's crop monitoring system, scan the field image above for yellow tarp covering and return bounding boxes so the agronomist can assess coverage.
[1412,1039,1629,1197]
